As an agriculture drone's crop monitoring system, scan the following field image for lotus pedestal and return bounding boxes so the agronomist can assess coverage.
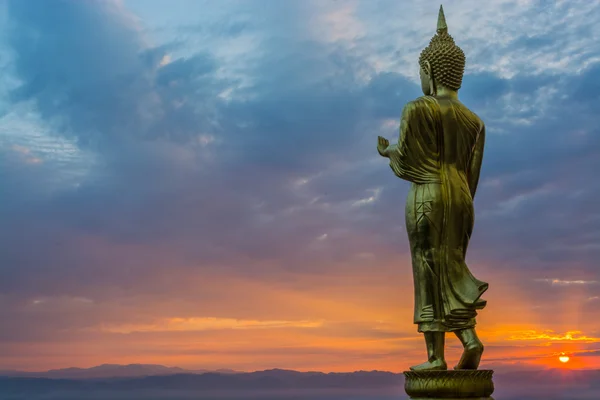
[404,370,494,399]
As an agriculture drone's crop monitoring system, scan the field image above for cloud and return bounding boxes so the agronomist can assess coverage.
[505,330,600,343]
[99,317,325,334]
[535,279,599,286]
[0,0,599,371]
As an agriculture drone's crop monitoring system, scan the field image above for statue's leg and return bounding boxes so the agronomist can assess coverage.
[410,332,447,371]
[454,328,484,370]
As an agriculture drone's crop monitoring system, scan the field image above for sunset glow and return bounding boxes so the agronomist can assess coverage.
[1,0,600,377]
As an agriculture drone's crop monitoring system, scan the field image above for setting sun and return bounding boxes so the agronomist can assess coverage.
[559,355,570,363]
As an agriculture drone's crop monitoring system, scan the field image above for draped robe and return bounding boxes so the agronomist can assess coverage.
[388,95,488,332]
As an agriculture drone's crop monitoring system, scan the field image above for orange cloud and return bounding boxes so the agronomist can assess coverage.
[2,254,599,373]
[506,330,600,343]
[99,317,325,333]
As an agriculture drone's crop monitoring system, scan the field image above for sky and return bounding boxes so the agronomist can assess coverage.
[0,0,599,373]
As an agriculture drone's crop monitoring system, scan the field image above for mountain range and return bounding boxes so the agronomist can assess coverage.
[0,364,598,400]
[0,363,238,379]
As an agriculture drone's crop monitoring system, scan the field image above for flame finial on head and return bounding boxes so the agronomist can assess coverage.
[437,5,447,33]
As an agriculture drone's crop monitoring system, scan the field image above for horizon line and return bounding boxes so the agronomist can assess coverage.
[3,362,597,375]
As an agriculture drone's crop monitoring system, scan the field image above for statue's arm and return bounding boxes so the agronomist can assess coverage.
[378,104,410,160]
[387,102,422,181]
[468,124,485,200]
[378,101,425,182]
[378,100,434,183]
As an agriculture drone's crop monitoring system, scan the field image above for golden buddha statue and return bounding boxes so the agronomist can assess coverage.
[377,5,488,372]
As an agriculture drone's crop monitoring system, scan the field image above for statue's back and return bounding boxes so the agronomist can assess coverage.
[435,97,484,175]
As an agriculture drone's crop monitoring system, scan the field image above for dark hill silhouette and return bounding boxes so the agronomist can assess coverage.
[0,369,402,393]
[0,364,239,379]
[0,365,599,400]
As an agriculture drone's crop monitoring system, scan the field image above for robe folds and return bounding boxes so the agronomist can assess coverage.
[388,95,488,332]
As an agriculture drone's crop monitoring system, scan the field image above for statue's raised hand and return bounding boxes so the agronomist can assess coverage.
[377,136,390,157]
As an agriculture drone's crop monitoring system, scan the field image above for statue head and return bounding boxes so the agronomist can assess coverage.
[419,5,466,96]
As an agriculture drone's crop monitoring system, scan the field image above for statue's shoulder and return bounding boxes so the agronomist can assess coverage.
[402,96,438,115]
[411,95,438,107]
[468,108,485,132]
[457,100,485,132]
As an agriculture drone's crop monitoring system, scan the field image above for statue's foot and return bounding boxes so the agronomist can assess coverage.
[410,358,447,371]
[454,342,484,370]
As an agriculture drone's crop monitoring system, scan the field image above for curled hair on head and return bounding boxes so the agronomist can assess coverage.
[418,5,466,91]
